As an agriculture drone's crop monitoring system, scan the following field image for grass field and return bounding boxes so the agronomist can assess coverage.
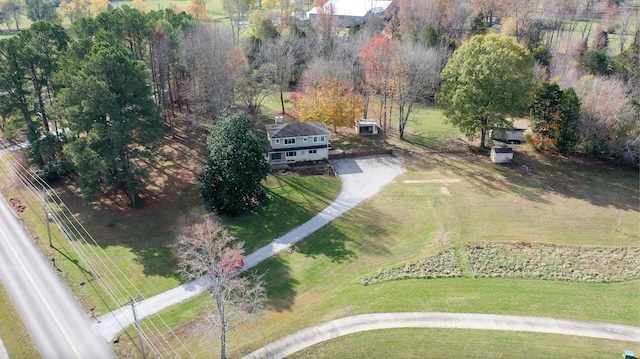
[0,123,341,318]
[112,0,227,19]
[290,328,640,359]
[4,104,640,358]
[125,106,640,358]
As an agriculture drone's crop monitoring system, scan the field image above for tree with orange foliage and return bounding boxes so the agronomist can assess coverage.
[358,35,397,132]
[186,1,207,20]
[292,78,365,132]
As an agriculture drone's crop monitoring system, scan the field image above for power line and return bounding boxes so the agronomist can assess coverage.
[0,139,194,358]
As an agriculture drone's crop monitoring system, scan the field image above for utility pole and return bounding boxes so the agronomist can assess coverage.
[42,186,52,248]
[124,296,146,359]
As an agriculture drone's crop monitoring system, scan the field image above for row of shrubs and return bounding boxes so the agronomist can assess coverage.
[361,242,640,285]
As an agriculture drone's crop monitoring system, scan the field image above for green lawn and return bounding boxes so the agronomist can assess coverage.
[291,328,640,359]
[112,0,227,19]
[0,128,341,317]
[223,174,341,252]
[142,128,639,357]
[3,100,639,359]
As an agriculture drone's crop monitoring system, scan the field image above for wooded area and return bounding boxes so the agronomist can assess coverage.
[0,0,638,208]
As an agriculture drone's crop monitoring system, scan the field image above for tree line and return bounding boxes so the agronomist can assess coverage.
[1,0,639,212]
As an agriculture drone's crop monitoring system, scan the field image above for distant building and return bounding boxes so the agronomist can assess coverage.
[490,124,527,144]
[302,0,395,27]
[355,120,381,135]
[266,121,331,164]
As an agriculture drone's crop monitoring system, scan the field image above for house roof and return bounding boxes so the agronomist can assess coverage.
[493,147,514,153]
[266,121,331,139]
[356,120,378,126]
[307,0,393,18]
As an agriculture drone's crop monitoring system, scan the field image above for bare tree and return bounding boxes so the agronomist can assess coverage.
[500,0,539,43]
[443,0,472,40]
[315,0,337,57]
[393,42,444,139]
[258,35,300,114]
[178,24,237,123]
[151,23,177,134]
[397,0,438,40]
[575,75,639,165]
[301,31,370,93]
[235,62,278,115]
[616,7,637,53]
[222,0,252,43]
[176,217,266,359]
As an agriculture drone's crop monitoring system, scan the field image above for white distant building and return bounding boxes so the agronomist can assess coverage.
[355,120,380,135]
[303,0,395,27]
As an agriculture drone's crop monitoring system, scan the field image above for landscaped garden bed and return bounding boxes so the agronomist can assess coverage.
[466,242,640,282]
[361,248,462,285]
[362,243,640,285]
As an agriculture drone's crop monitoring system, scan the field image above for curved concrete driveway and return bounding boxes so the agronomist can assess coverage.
[95,156,406,341]
[243,312,640,359]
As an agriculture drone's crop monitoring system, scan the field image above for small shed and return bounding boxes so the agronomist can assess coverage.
[355,120,380,135]
[490,125,527,143]
[490,146,514,164]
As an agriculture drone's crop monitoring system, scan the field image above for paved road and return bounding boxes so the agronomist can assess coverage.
[95,156,407,341]
[242,312,640,359]
[0,335,8,359]
[0,196,115,358]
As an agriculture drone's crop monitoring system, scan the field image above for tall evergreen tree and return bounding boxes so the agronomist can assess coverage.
[57,42,163,206]
[200,111,269,216]
[530,82,580,154]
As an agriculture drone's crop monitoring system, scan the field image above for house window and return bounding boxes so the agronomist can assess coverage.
[303,137,308,142]
[286,151,296,157]
[313,136,325,143]
[274,139,280,144]
[309,149,317,154]
[271,153,282,160]
[284,138,296,145]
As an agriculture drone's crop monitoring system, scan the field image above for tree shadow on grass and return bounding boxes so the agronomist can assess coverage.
[52,180,192,280]
[255,204,396,312]
[131,239,180,279]
[403,132,460,152]
[297,204,395,263]
[273,174,339,204]
[224,175,340,253]
[256,255,299,312]
[494,152,639,211]
[395,132,638,211]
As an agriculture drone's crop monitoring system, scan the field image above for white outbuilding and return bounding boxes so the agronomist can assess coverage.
[355,120,380,135]
[490,146,514,164]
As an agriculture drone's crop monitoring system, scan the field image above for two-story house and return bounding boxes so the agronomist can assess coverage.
[265,121,331,164]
